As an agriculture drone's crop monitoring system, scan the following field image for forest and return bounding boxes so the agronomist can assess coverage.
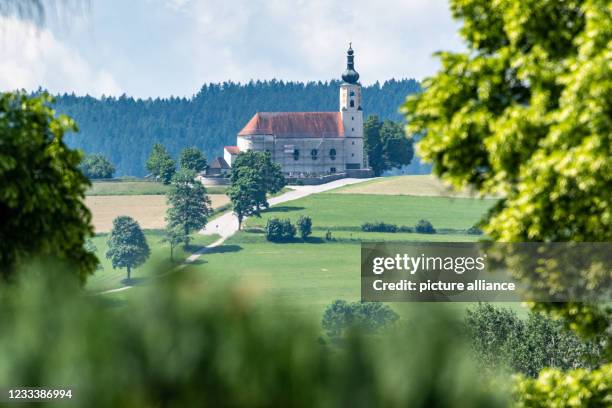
[53,79,424,176]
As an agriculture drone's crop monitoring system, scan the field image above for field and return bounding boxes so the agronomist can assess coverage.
[86,230,220,292]
[179,192,505,320]
[87,180,227,195]
[244,193,496,231]
[332,175,488,197]
[86,194,230,232]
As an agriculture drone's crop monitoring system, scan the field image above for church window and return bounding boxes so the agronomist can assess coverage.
[352,128,354,131]
[329,148,337,160]
[351,153,355,157]
[350,100,354,107]
[330,167,336,173]
[351,116,354,120]
[311,149,318,160]
[293,149,300,161]
[352,141,355,145]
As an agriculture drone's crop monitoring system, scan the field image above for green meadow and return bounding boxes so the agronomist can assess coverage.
[179,192,510,320]
[245,193,496,230]
[86,230,219,292]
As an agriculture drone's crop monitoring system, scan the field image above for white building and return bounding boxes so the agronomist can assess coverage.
[224,44,370,177]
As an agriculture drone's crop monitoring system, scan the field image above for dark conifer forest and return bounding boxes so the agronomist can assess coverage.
[54,79,423,176]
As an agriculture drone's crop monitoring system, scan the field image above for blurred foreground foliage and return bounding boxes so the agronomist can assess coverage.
[403,0,611,354]
[0,92,97,283]
[514,364,611,408]
[0,264,508,408]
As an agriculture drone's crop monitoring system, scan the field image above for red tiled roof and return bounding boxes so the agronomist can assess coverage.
[238,112,344,138]
[224,146,240,154]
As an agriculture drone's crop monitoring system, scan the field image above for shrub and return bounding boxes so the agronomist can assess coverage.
[398,225,413,233]
[297,216,312,239]
[467,226,483,235]
[415,219,436,234]
[265,218,296,242]
[361,222,398,233]
[325,230,333,241]
[322,300,399,340]
[465,304,604,377]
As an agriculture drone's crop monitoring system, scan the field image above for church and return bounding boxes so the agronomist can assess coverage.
[224,44,370,177]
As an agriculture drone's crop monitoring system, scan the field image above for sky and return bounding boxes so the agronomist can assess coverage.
[0,0,464,98]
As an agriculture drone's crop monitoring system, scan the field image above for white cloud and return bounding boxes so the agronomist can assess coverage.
[168,0,463,86]
[0,16,122,96]
[0,0,464,97]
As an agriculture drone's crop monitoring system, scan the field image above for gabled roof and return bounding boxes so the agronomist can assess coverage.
[238,112,344,138]
[224,146,240,154]
[209,157,231,169]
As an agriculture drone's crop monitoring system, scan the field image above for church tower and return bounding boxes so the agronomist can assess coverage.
[340,43,364,169]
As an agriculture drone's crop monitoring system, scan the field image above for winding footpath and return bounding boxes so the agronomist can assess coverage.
[100,177,373,294]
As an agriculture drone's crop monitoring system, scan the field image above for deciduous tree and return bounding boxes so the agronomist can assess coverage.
[80,153,115,179]
[166,169,211,245]
[105,216,150,281]
[179,147,207,173]
[146,143,176,184]
[403,0,611,355]
[0,92,97,283]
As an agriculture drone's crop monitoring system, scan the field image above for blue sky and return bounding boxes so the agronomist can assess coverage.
[0,0,463,98]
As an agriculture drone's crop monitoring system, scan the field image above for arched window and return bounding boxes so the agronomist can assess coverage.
[293,149,300,161]
[311,149,318,160]
[350,100,354,107]
[329,148,337,160]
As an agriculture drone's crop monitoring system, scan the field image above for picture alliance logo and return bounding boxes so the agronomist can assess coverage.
[371,253,487,275]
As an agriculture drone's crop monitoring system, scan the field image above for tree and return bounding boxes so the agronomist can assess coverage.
[380,120,414,169]
[227,168,265,230]
[363,115,385,176]
[364,116,414,176]
[321,300,399,341]
[162,224,188,262]
[80,153,115,179]
[297,216,312,240]
[228,151,285,229]
[166,169,212,246]
[265,218,296,242]
[179,147,207,173]
[105,216,150,281]
[465,304,604,377]
[0,92,97,283]
[146,143,176,184]
[403,0,611,349]
[231,150,286,199]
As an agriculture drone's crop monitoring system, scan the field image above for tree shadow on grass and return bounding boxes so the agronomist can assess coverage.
[120,277,151,287]
[264,206,305,214]
[204,244,242,255]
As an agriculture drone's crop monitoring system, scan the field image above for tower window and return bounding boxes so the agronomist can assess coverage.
[350,100,354,107]
[329,148,337,160]
[310,149,318,160]
[351,116,354,120]
[352,141,355,145]
[352,128,354,131]
[293,149,300,161]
